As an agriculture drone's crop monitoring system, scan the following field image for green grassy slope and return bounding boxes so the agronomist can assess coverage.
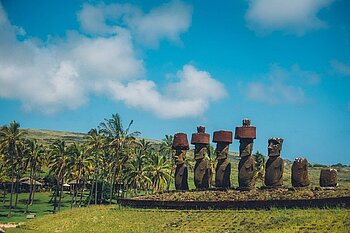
[6,205,350,233]
[22,128,86,145]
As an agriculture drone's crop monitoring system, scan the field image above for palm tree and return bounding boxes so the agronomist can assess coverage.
[85,129,105,205]
[0,154,10,207]
[99,113,140,204]
[124,148,151,195]
[160,135,173,191]
[146,151,171,192]
[67,143,93,207]
[160,135,173,160]
[0,121,26,217]
[23,139,44,213]
[49,140,69,213]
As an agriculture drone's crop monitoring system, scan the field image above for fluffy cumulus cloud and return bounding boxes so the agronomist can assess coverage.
[245,0,334,35]
[77,0,192,47]
[0,1,225,118]
[108,65,227,118]
[330,60,350,76]
[245,65,319,105]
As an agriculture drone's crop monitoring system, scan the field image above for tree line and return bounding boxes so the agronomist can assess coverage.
[0,113,173,217]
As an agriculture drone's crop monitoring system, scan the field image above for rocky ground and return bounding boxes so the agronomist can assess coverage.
[132,187,350,201]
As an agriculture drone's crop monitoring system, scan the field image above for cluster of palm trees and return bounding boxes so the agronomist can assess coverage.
[0,113,174,217]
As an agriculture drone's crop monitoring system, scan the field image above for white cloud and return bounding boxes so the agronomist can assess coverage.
[331,60,350,76]
[0,2,225,118]
[108,65,227,118]
[77,0,192,47]
[245,0,334,35]
[245,65,318,105]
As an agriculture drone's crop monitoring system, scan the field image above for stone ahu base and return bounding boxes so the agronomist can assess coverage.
[118,187,350,210]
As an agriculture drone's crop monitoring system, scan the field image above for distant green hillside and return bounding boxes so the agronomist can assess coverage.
[22,128,86,145]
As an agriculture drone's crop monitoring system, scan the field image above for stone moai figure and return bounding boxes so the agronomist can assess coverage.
[264,138,284,187]
[235,119,256,189]
[213,130,233,189]
[291,158,310,187]
[191,126,212,189]
[320,169,337,187]
[172,133,189,191]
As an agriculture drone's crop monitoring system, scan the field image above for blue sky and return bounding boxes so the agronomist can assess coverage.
[0,0,349,165]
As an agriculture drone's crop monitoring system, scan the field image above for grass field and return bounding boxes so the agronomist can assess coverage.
[0,192,71,223]
[4,205,350,233]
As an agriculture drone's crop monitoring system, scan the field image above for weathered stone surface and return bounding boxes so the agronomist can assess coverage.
[26,214,35,219]
[238,156,256,188]
[239,139,254,157]
[191,126,212,189]
[172,133,189,150]
[215,159,231,189]
[267,137,284,157]
[191,126,210,144]
[265,156,284,187]
[194,158,212,189]
[320,169,337,187]
[235,119,256,188]
[175,163,189,190]
[173,148,189,191]
[213,130,233,143]
[292,158,310,187]
[215,142,230,160]
[173,149,186,165]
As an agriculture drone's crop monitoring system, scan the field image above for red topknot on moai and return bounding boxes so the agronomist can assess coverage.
[191,126,212,189]
[172,133,189,190]
[213,130,233,189]
[235,119,256,189]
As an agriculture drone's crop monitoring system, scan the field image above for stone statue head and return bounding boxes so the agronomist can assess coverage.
[212,130,232,160]
[215,142,229,160]
[239,138,254,157]
[173,149,187,165]
[268,137,284,157]
[194,143,208,160]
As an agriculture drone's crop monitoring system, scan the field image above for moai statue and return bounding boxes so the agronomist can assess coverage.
[213,130,233,189]
[264,138,284,187]
[320,169,337,187]
[172,133,189,191]
[191,126,212,189]
[235,119,256,189]
[291,158,310,187]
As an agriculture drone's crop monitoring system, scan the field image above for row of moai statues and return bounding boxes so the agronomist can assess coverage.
[172,119,338,190]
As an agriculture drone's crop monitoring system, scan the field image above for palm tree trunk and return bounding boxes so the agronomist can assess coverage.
[8,151,15,218]
[14,174,20,208]
[100,179,105,204]
[70,188,74,209]
[31,172,36,206]
[109,163,117,205]
[58,177,64,212]
[25,167,34,213]
[2,183,6,207]
[53,179,59,213]
[94,166,98,205]
[79,180,85,207]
